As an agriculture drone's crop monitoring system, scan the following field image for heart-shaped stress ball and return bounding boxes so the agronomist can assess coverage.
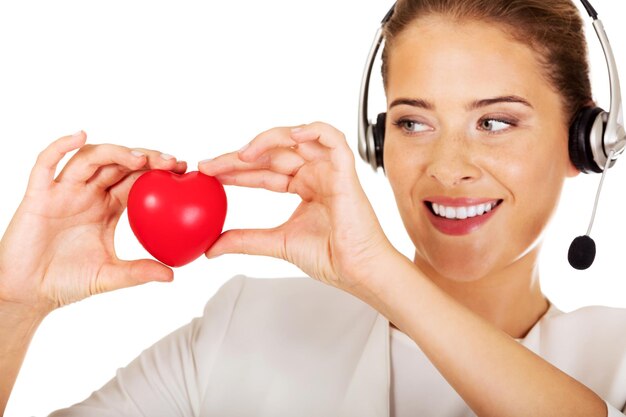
[127,170,227,267]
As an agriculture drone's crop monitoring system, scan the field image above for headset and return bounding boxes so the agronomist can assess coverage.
[357,0,625,174]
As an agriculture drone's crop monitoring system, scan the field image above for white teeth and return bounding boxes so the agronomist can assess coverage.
[431,201,498,220]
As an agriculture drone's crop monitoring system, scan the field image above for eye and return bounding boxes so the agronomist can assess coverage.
[393,118,432,134]
[478,117,516,133]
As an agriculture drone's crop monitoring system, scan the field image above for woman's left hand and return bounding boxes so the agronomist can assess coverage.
[198,122,398,296]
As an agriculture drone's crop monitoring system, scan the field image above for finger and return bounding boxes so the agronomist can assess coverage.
[216,169,292,193]
[87,152,187,190]
[290,122,355,169]
[257,148,305,175]
[61,146,185,186]
[292,140,329,162]
[200,148,304,177]
[96,259,174,294]
[238,126,298,163]
[198,151,257,176]
[108,170,147,208]
[107,160,188,207]
[28,131,87,191]
[132,151,187,174]
[290,122,348,149]
[206,228,285,260]
[55,144,149,185]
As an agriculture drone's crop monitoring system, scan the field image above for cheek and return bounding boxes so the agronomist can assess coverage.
[390,140,567,278]
[383,140,426,231]
[506,135,569,205]
[492,141,568,251]
[518,157,565,220]
[384,139,427,205]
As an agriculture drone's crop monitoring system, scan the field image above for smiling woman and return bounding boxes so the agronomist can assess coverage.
[385,15,575,283]
[1,0,626,416]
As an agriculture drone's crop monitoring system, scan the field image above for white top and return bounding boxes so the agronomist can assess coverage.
[48,275,626,417]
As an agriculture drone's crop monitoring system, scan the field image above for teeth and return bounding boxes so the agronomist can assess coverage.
[431,201,498,220]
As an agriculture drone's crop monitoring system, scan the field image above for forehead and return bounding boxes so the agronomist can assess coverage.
[386,16,553,105]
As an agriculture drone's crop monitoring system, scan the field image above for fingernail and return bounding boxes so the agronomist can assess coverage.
[160,153,176,161]
[131,150,146,158]
[72,130,83,138]
[198,158,213,165]
[291,127,303,134]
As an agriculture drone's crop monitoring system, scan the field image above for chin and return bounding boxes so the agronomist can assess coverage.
[414,245,508,283]
[413,238,542,284]
[430,259,492,283]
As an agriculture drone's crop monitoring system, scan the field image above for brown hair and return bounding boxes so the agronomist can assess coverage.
[381,0,593,124]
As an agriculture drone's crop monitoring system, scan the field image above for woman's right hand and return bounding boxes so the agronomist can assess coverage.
[0,131,187,317]
[199,122,398,300]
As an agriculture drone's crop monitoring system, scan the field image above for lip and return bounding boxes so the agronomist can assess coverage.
[426,196,498,206]
[424,197,502,236]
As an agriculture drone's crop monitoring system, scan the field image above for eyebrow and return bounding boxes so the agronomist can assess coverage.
[389,95,534,111]
[389,98,434,110]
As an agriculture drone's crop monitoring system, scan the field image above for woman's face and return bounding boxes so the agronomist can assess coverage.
[383,16,579,282]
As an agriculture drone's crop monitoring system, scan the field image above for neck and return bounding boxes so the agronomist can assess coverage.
[413,248,550,339]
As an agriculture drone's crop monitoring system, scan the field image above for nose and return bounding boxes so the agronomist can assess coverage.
[425,134,481,188]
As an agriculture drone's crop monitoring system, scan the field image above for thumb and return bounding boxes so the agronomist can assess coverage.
[98,259,174,294]
[205,228,285,260]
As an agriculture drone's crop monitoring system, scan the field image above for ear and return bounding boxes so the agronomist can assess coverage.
[566,160,581,178]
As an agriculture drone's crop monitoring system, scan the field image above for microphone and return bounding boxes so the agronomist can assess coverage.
[568,235,596,270]
[568,150,615,270]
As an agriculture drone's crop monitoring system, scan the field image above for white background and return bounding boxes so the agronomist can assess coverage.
[0,0,624,415]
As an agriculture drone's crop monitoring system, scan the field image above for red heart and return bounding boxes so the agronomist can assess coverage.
[127,170,227,267]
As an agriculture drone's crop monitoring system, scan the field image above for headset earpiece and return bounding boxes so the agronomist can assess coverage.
[568,106,608,173]
[373,112,387,170]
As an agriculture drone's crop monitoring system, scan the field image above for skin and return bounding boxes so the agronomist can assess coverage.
[198,17,605,416]
[0,14,609,417]
[383,16,579,337]
[0,132,186,414]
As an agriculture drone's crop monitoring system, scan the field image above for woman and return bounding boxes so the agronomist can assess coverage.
[1,0,625,415]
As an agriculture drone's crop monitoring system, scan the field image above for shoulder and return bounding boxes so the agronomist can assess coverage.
[204,274,369,315]
[538,306,626,378]
[200,275,379,337]
[191,276,387,413]
[544,305,626,339]
[526,305,626,406]
[194,275,382,379]
[538,305,626,351]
